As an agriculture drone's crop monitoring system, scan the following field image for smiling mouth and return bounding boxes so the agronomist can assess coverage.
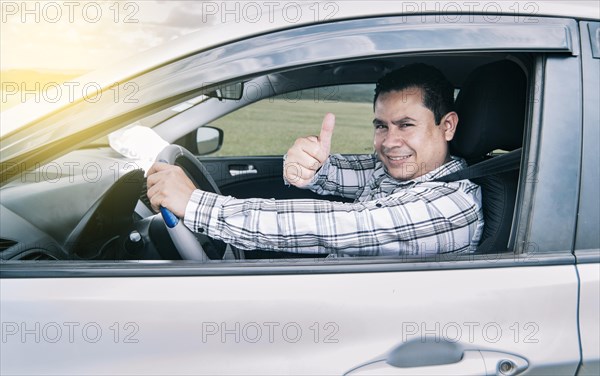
[386,154,412,161]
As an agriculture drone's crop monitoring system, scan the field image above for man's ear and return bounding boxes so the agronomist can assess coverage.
[441,111,459,141]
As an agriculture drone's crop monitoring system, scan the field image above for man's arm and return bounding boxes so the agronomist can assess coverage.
[183,182,483,255]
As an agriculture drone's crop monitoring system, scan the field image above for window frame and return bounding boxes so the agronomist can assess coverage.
[511,53,583,256]
[574,21,600,260]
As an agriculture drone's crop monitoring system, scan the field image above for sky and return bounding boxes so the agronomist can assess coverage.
[0,1,210,72]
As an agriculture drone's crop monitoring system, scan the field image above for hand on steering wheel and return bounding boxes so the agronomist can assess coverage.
[147,145,224,261]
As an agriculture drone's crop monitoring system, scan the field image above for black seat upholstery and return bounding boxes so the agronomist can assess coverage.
[451,60,527,253]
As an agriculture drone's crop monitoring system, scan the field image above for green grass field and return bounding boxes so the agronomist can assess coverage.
[209,98,375,156]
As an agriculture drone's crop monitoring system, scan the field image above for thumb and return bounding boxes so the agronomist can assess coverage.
[318,113,335,154]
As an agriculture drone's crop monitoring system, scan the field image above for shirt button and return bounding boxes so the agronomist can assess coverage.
[197,227,205,233]
[376,203,383,208]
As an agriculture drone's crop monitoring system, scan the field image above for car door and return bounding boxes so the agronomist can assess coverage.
[1,15,586,375]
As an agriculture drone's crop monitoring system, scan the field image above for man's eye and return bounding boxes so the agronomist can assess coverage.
[374,124,387,129]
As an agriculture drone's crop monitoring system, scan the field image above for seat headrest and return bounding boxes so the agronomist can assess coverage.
[451,60,527,161]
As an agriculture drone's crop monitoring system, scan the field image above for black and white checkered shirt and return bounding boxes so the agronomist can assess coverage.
[184,154,483,256]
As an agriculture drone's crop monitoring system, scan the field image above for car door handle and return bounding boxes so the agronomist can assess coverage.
[229,164,258,176]
[345,339,529,376]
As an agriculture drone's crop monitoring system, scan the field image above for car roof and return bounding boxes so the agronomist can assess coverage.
[57,1,600,84]
[2,0,598,135]
[73,1,600,89]
[42,2,600,84]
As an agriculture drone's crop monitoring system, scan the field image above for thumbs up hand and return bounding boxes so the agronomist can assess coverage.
[284,113,336,187]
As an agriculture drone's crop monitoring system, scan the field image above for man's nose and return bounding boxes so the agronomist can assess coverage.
[382,127,405,148]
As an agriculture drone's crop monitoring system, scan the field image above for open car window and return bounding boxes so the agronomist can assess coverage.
[0,54,538,264]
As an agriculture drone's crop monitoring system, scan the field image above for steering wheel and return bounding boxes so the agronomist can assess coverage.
[155,145,225,261]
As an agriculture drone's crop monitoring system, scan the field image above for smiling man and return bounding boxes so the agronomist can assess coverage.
[147,63,484,256]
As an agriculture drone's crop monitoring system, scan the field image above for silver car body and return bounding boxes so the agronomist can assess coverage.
[1,1,598,375]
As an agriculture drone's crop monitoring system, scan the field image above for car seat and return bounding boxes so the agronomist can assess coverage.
[450,60,527,253]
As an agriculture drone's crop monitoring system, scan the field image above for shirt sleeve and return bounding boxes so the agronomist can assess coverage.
[298,154,379,200]
[183,181,483,256]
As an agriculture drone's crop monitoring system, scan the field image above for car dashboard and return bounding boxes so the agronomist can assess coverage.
[0,148,163,261]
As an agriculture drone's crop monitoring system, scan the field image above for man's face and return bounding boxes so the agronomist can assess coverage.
[373,88,457,181]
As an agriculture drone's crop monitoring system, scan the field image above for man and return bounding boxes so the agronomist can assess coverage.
[147,63,483,256]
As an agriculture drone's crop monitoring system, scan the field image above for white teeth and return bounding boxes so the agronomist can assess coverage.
[388,155,411,161]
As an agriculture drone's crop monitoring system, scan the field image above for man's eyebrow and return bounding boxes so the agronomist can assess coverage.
[372,117,417,126]
[391,117,417,125]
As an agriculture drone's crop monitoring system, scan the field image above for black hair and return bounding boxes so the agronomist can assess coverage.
[374,63,455,125]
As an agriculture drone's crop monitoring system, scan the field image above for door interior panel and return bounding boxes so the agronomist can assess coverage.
[199,156,349,201]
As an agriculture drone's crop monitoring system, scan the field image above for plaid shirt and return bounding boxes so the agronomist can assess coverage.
[184,154,483,256]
